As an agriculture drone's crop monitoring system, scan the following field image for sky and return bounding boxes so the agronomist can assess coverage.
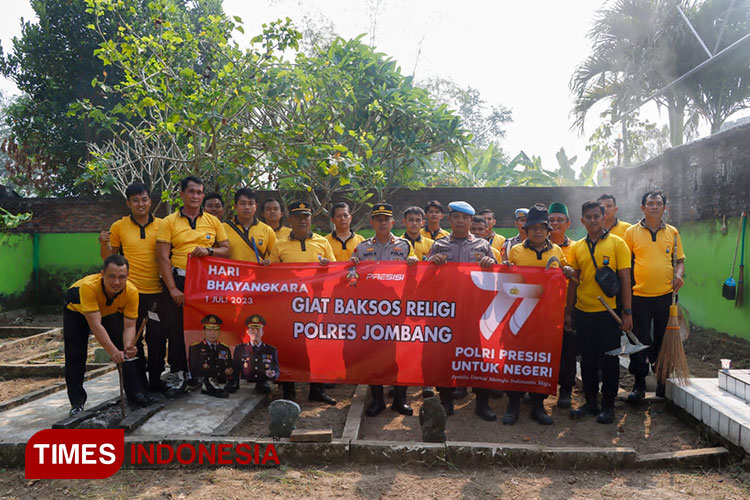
[0,0,683,170]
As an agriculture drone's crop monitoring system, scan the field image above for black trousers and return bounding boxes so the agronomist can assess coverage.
[138,292,168,384]
[161,273,188,372]
[628,293,672,384]
[574,308,621,409]
[63,309,143,408]
[436,387,490,403]
[507,391,546,402]
[558,330,578,390]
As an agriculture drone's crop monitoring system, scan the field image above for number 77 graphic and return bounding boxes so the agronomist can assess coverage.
[470,271,544,340]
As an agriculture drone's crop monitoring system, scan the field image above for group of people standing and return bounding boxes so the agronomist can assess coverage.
[62,176,685,432]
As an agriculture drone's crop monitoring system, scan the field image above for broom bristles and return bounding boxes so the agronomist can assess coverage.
[654,306,691,385]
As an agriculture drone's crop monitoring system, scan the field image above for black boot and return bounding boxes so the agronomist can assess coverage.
[150,379,178,398]
[282,382,296,401]
[391,386,413,416]
[627,378,646,403]
[530,398,553,425]
[366,385,386,417]
[474,390,497,421]
[597,406,615,424]
[454,387,469,400]
[438,387,454,416]
[308,383,337,405]
[556,386,572,409]
[570,401,600,419]
[502,395,520,425]
[422,387,435,398]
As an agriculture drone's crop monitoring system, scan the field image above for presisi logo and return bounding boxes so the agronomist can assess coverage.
[365,273,405,281]
[470,271,544,340]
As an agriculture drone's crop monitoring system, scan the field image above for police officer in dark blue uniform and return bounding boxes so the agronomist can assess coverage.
[230,314,280,394]
[189,314,234,398]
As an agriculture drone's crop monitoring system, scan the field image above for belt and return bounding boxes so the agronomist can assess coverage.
[172,267,187,277]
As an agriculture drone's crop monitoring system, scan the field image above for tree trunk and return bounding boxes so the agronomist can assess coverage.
[668,98,685,147]
[621,119,630,167]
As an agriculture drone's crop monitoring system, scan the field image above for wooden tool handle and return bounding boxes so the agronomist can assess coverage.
[597,295,622,326]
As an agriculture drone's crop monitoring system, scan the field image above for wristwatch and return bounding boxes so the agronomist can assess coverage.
[208,247,214,256]
[623,308,633,315]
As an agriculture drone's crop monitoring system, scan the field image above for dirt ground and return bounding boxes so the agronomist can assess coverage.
[0,376,63,402]
[360,387,707,454]
[234,383,354,438]
[2,465,749,500]
[0,309,62,328]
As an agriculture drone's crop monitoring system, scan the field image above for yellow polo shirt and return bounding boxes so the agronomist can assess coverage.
[556,236,577,264]
[273,225,291,240]
[224,218,277,263]
[325,231,366,262]
[156,208,228,270]
[66,274,139,319]
[403,234,434,260]
[567,233,631,312]
[421,227,449,241]
[268,232,336,263]
[109,215,162,294]
[508,240,567,268]
[624,220,685,297]
[489,233,506,254]
[608,219,632,239]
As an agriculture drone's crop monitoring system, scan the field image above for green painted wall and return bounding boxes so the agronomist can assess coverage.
[679,218,750,340]
[0,233,34,309]
[37,233,101,304]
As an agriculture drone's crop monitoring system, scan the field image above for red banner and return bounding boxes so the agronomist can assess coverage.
[184,256,566,394]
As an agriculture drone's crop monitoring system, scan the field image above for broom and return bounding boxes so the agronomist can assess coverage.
[736,213,746,308]
[723,212,743,300]
[654,234,690,385]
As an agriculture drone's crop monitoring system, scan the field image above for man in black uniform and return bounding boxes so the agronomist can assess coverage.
[189,314,234,398]
[230,314,280,394]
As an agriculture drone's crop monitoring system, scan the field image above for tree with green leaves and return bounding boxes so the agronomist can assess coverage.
[0,0,142,195]
[81,0,470,218]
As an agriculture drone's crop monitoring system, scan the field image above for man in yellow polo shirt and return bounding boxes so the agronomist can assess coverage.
[99,181,174,398]
[624,190,685,401]
[325,202,365,262]
[566,201,632,424]
[64,255,140,415]
[421,200,450,241]
[598,193,632,238]
[548,201,577,409]
[268,201,337,405]
[506,204,570,426]
[260,197,292,240]
[224,188,276,263]
[156,176,230,391]
[402,206,434,260]
[478,208,506,255]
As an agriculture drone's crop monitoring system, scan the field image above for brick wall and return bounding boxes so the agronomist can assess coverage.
[0,187,604,234]
[611,122,750,224]
[3,120,749,233]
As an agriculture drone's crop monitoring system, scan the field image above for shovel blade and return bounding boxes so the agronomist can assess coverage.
[147,310,160,322]
[606,343,650,357]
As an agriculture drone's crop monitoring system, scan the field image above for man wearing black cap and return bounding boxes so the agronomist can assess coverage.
[421,200,450,241]
[428,200,498,421]
[548,202,578,409]
[229,314,280,394]
[351,203,418,417]
[505,203,570,426]
[268,201,337,405]
[189,314,234,398]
